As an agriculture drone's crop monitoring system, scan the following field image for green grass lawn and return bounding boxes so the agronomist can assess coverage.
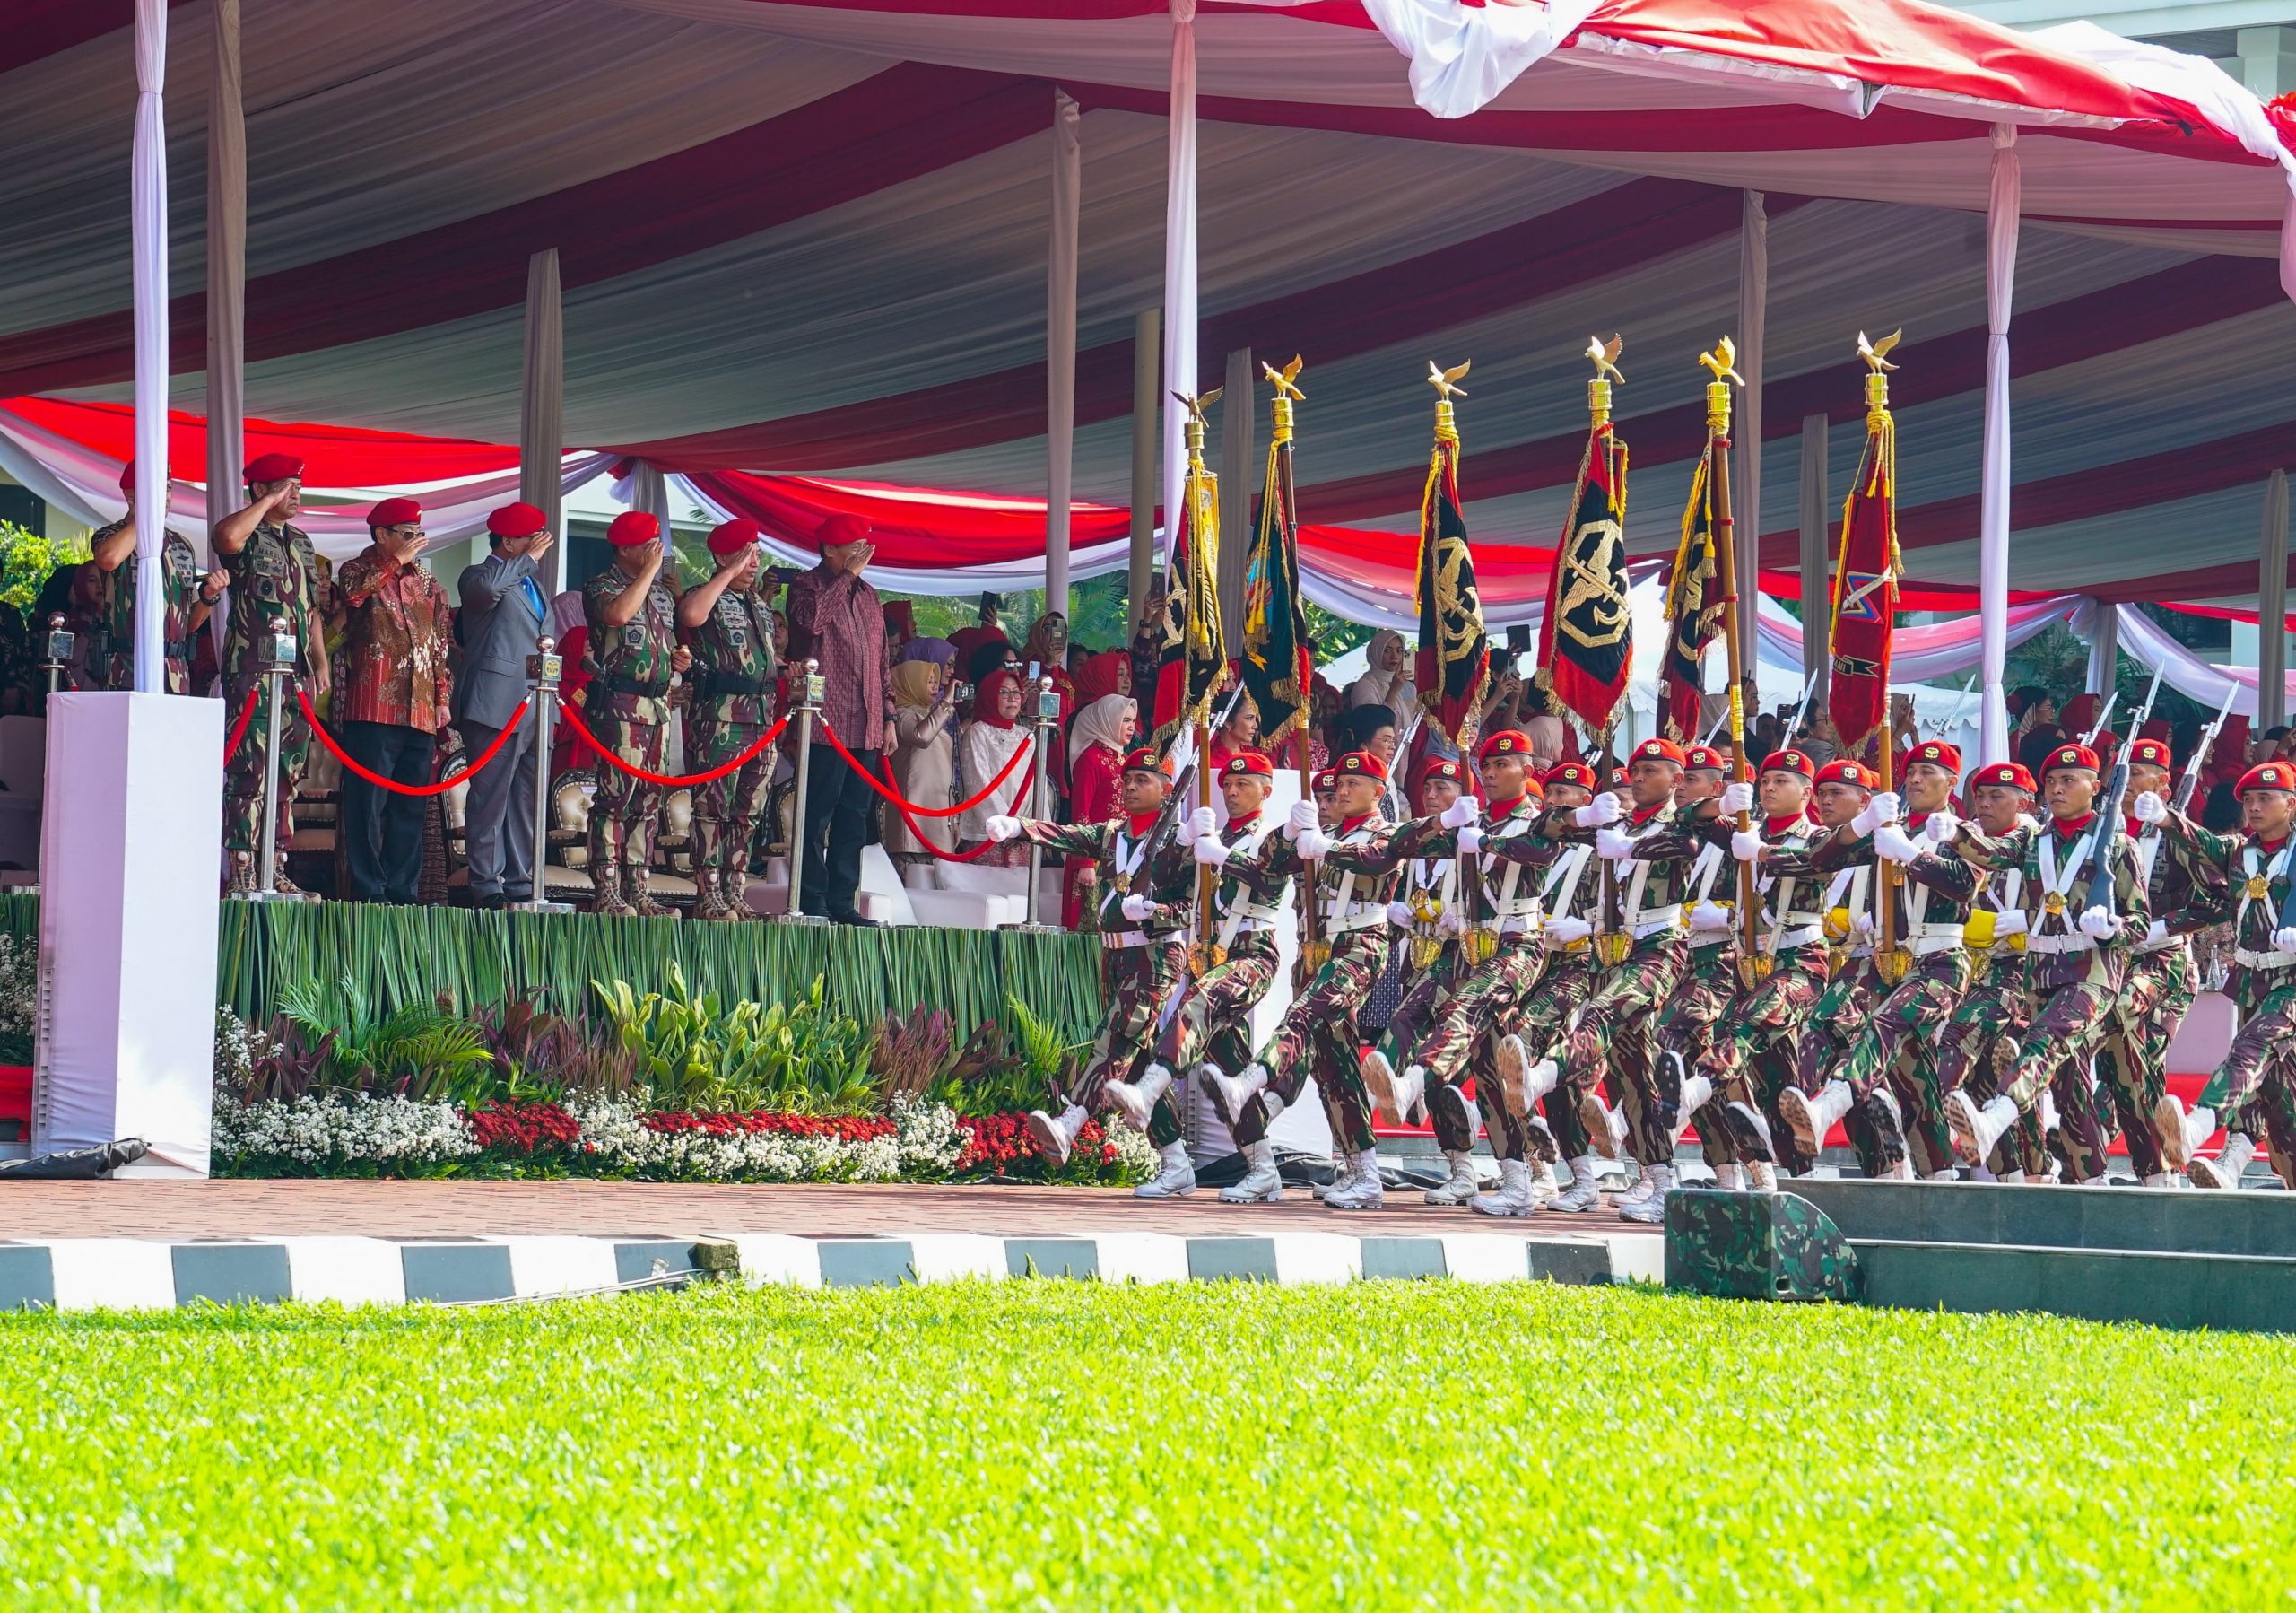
[5,1281,2292,1609]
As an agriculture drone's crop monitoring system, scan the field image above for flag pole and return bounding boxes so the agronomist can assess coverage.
[1863,344,1902,981]
[1178,396,1223,974]
[1584,355,1628,965]
[1265,360,1317,975]
[1698,337,1760,972]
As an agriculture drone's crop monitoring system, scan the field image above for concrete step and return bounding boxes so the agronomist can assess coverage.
[1851,1237,2296,1333]
[1787,1177,2296,1258]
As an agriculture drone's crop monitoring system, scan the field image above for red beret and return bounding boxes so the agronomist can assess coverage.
[1605,766,1630,788]
[244,452,304,484]
[816,514,871,549]
[2043,743,2100,776]
[2239,762,2296,796]
[708,518,764,557]
[1311,769,1337,792]
[1518,773,1546,800]
[1478,729,1533,761]
[2126,737,2172,770]
[1760,749,1814,780]
[1630,737,1686,768]
[486,502,546,539]
[1544,762,1596,791]
[607,511,660,548]
[1422,759,1465,784]
[1683,744,1728,773]
[1121,746,1169,778]
[367,496,422,528]
[117,459,142,493]
[1220,751,1274,780]
[1906,740,1961,774]
[1815,759,1876,790]
[1335,751,1388,783]
[1968,762,2037,795]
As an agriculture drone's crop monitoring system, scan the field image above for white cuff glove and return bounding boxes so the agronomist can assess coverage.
[1192,834,1231,868]
[2275,926,2296,955]
[1574,793,1623,828]
[1437,905,1465,937]
[984,815,1020,843]
[1386,901,1414,928]
[2132,791,2168,825]
[1120,894,1155,922]
[1731,829,1766,863]
[1456,824,1483,857]
[1544,916,1593,946]
[1719,781,1754,815]
[1595,826,1636,861]
[1689,900,1731,933]
[1924,811,1959,845]
[1873,824,1923,867]
[2143,917,2168,947]
[1286,799,1318,838]
[1189,806,1218,838]
[1295,829,1332,862]
[1992,908,2028,937]
[2079,905,2121,940]
[1853,792,1900,836]
[1439,795,1480,830]
[1851,912,1876,942]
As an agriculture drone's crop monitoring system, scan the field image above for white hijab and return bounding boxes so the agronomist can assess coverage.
[1069,693,1135,771]
[1344,628,1415,712]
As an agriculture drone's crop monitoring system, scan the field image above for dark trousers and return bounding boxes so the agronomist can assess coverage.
[799,740,875,917]
[341,720,436,903]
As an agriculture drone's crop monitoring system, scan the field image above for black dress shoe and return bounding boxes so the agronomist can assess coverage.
[475,892,509,911]
[829,908,882,929]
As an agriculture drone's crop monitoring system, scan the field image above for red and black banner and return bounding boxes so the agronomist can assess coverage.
[1537,421,1632,737]
[1658,432,1724,742]
[1413,430,1489,747]
[1827,413,1898,748]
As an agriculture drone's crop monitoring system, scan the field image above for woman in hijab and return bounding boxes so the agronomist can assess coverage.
[1063,691,1137,927]
[1073,647,1131,706]
[955,667,1032,865]
[1021,612,1078,800]
[1344,628,1416,715]
[886,658,959,871]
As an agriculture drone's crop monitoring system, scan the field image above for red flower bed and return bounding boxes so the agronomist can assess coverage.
[956,1112,1122,1181]
[465,1101,585,1152]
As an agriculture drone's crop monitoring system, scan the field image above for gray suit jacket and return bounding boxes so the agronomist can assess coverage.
[453,549,548,730]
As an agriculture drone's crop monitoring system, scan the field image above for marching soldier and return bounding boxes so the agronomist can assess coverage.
[1946,742,2151,1179]
[581,511,690,917]
[676,518,778,921]
[213,452,329,894]
[1362,759,1472,1199]
[1650,744,1748,1189]
[994,748,1197,1196]
[90,460,220,695]
[1207,751,1404,1211]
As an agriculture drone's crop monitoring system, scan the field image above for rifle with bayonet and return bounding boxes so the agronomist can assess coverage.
[2172,684,2241,813]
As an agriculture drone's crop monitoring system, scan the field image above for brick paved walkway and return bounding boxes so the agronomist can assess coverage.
[0,1181,1658,1241]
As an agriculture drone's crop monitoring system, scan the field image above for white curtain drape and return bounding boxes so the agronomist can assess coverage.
[1045,90,1081,616]
[204,0,245,555]
[1735,190,1766,636]
[2083,598,2120,698]
[1978,123,2020,763]
[2261,468,2290,729]
[1159,0,1197,571]
[130,0,170,693]
[1753,589,2083,684]
[2113,598,2294,718]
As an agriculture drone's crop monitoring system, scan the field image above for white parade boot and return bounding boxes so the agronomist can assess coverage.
[2154,1094,2196,1170]
[1387,1065,1430,1129]
[1549,1155,1603,1213]
[1524,1054,1561,1106]
[1779,1079,1853,1159]
[1670,1057,1715,1145]
[1209,1062,1268,1128]
[1023,1101,1091,1169]
[1220,1139,1284,1204]
[1493,1034,1532,1116]
[1526,1159,1561,1209]
[1612,1169,1658,1214]
[2177,1104,2217,1170]
[2189,1130,2255,1190]
[2139,1171,2179,1190]
[1619,1163,1674,1224]
[1996,1168,2027,1184]
[1471,1157,1537,1217]
[1361,1049,1404,1123]
[1946,1090,2019,1166]
[1712,1162,1747,1192]
[1134,1140,1197,1198]
[1103,1062,1174,1133]
[1430,1079,1474,1141]
[1875,1160,1916,1181]
[1322,1147,1386,1211]
[1422,1149,1480,1206]
[1744,1161,1779,1195]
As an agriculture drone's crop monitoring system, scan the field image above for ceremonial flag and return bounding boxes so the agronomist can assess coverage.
[1659,433,1725,743]
[1242,363,1311,745]
[1537,419,1632,736]
[1152,391,1226,749]
[1413,363,1489,747]
[1827,379,1900,748]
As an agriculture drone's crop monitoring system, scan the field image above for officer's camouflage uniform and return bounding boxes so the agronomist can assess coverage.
[1498,832,1605,1160]
[90,518,204,695]
[1154,810,1292,1086]
[2093,817,2222,1175]
[221,520,324,881]
[680,576,778,919]
[1961,815,2151,1180]
[1651,834,1744,1164]
[1017,814,1196,1147]
[1373,848,1464,1086]
[581,566,683,915]
[1933,860,2048,1178]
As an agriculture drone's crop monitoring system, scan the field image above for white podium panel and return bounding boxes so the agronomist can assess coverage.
[34,693,223,1176]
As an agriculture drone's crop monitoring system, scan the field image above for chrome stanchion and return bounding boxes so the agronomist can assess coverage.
[243,616,303,903]
[40,613,73,698]
[516,636,573,915]
[1017,673,1059,931]
[776,658,827,925]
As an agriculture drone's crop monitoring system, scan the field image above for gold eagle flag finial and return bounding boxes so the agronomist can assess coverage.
[1426,360,1471,403]
[1172,386,1223,457]
[1262,354,1305,402]
[1698,336,1746,388]
[1585,335,1624,387]
[1857,328,1903,373]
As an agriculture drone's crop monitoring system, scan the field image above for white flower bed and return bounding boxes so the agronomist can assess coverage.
[213,1090,481,1173]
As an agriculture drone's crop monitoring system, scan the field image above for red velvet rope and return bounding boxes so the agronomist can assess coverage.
[222,682,263,768]
[299,687,532,798]
[816,717,1032,816]
[874,760,1010,864]
[555,700,790,788]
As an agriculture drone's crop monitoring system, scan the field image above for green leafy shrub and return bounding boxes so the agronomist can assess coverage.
[276,975,496,1105]
[593,966,876,1115]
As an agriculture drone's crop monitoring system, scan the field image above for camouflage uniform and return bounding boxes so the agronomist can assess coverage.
[1373,849,1464,1083]
[1651,839,1744,1164]
[1017,814,1196,1147]
[89,518,204,695]
[1933,861,2048,1178]
[581,565,681,913]
[221,521,324,876]
[1154,811,1292,1085]
[2092,819,2222,1177]
[680,577,778,918]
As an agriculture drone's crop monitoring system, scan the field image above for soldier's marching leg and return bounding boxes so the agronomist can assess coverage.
[1960,981,2123,1171]
[2189,981,2296,1188]
[2103,949,2196,1180]
[1652,963,1733,1184]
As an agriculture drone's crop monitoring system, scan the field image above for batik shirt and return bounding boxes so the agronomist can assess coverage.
[335,545,453,732]
[582,567,681,726]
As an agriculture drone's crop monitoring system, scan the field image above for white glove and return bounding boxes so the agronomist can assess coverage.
[1439,795,1480,830]
[1992,908,2028,937]
[1731,829,1766,863]
[1544,916,1593,946]
[1456,824,1483,857]
[1872,824,1922,866]
[1924,811,1959,845]
[1850,911,1876,942]
[1189,806,1218,838]
[2275,926,2296,955]
[2143,917,2168,947]
[984,815,1020,843]
[1574,793,1623,828]
[1120,894,1155,923]
[2079,905,2121,940]
[2015,813,2041,833]
[1853,792,1899,836]
[1719,781,1754,815]
[1437,905,1466,937]
[1192,834,1231,868]
[1689,900,1731,933]
[1595,826,1636,861]
[1295,829,1332,862]
[1387,901,1414,928]
[2132,791,2168,825]
[1286,799,1319,838]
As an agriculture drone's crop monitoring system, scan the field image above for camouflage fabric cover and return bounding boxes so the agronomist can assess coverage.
[1665,1189,1863,1303]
